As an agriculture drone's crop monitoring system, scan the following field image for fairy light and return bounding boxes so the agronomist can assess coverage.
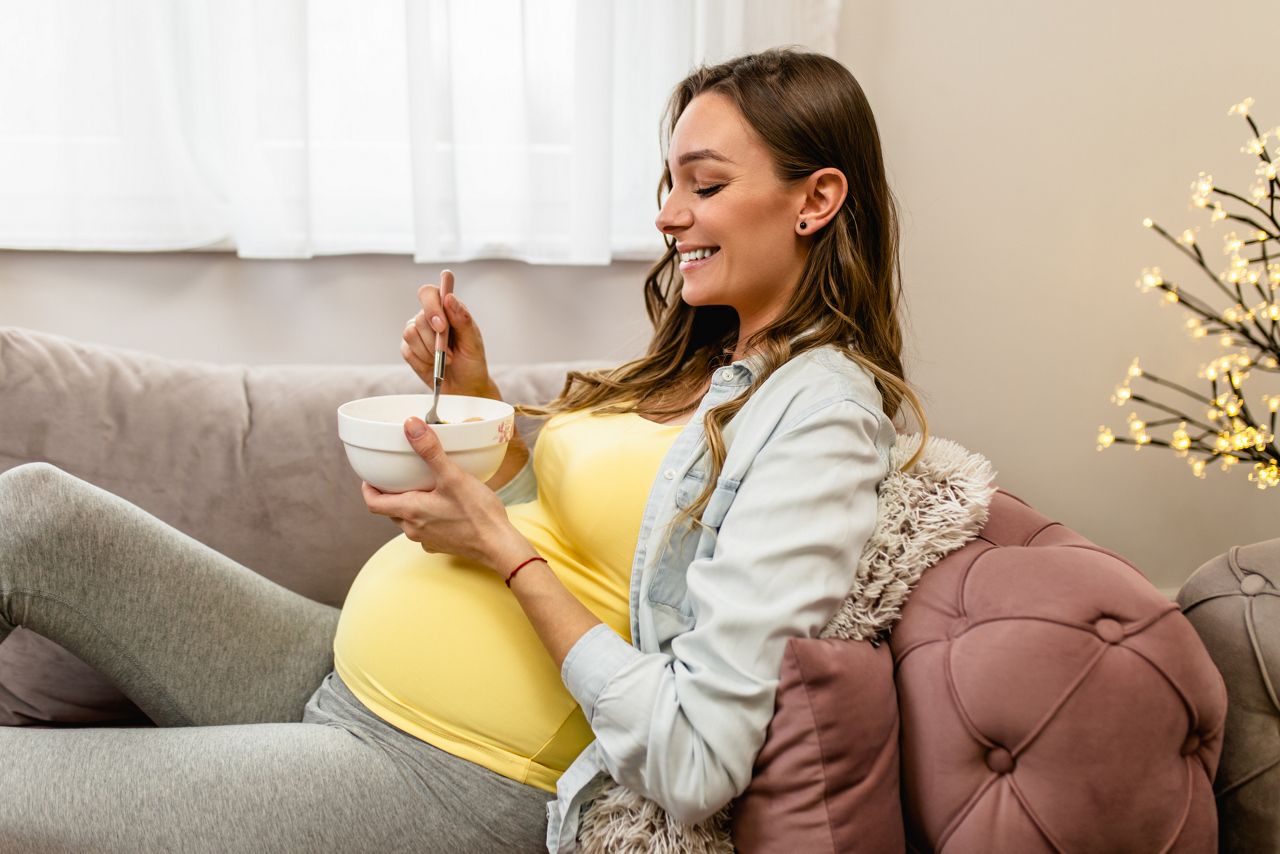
[1250,461,1280,489]
[1229,97,1254,117]
[1172,422,1192,453]
[1136,267,1163,293]
[1191,172,1213,208]
[1102,96,1280,489]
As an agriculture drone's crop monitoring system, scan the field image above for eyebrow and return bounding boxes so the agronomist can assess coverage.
[671,148,735,168]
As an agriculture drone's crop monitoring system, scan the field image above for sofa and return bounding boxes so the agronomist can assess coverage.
[0,325,1252,851]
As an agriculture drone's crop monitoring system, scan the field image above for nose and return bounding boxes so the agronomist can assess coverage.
[655,188,692,236]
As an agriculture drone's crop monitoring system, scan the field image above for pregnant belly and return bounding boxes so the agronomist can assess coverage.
[332,532,590,783]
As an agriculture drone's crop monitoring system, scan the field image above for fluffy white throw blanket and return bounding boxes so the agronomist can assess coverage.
[576,432,999,853]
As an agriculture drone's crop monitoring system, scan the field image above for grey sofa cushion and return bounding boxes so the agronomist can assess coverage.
[1179,539,1280,853]
[0,325,609,725]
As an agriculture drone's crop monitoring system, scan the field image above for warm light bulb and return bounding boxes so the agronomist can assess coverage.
[1172,423,1191,451]
[1137,267,1164,292]
[1097,426,1116,449]
[1229,97,1255,117]
[1248,461,1280,489]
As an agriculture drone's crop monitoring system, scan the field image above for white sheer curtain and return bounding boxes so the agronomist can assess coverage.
[0,0,840,264]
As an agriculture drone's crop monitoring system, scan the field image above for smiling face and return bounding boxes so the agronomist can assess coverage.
[655,92,811,344]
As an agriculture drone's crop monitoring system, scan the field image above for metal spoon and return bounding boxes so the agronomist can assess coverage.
[425,269,453,425]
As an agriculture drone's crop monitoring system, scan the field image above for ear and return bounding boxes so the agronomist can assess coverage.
[797,167,848,234]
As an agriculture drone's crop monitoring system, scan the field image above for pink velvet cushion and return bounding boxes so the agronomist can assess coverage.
[733,636,905,854]
[891,489,1227,852]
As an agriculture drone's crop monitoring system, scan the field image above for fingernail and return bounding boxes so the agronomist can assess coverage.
[405,418,426,438]
[430,315,444,331]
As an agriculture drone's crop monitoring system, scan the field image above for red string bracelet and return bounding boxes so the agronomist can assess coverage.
[505,555,547,588]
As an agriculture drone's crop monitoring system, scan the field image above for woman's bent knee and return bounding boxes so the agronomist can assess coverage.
[0,461,68,492]
[0,462,88,549]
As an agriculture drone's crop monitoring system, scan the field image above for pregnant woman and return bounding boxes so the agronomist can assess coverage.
[0,47,927,853]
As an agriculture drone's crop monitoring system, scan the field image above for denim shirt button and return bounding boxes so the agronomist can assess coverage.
[719,369,734,382]
[663,468,675,479]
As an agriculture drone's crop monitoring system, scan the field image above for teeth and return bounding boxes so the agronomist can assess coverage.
[680,247,719,262]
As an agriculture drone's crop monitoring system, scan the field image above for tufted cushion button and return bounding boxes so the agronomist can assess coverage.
[1241,574,1266,595]
[1094,617,1124,644]
[1181,733,1201,756]
[948,618,968,640]
[985,747,1015,774]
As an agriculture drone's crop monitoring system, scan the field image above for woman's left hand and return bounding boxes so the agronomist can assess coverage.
[361,417,518,571]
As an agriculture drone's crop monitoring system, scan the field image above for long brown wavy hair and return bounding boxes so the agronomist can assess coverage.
[515,46,929,534]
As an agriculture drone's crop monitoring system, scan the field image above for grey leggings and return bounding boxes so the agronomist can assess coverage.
[0,462,555,853]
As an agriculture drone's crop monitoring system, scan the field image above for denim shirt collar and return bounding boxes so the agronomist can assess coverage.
[718,326,820,387]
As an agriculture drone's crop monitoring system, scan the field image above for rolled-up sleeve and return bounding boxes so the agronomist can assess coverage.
[559,398,888,824]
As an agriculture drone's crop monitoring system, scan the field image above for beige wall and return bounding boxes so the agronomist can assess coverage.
[2,0,1276,591]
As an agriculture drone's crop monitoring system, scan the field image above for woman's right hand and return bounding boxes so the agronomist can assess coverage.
[402,281,499,400]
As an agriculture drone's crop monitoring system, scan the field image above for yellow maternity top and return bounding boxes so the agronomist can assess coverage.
[332,406,684,792]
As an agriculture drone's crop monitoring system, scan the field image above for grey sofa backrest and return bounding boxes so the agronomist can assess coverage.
[0,325,610,608]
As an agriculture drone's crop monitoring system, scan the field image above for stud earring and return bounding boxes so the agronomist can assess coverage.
[799,221,808,230]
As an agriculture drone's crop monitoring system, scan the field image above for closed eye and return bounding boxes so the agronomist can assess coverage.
[694,184,724,197]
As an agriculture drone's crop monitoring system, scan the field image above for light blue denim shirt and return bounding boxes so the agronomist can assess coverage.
[494,344,897,853]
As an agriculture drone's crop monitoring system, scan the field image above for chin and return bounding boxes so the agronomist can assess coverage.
[677,282,716,306]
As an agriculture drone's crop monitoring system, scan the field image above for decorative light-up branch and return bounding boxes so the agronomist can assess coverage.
[1098,97,1280,490]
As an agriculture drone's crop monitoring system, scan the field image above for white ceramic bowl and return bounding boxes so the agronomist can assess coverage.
[337,393,515,493]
